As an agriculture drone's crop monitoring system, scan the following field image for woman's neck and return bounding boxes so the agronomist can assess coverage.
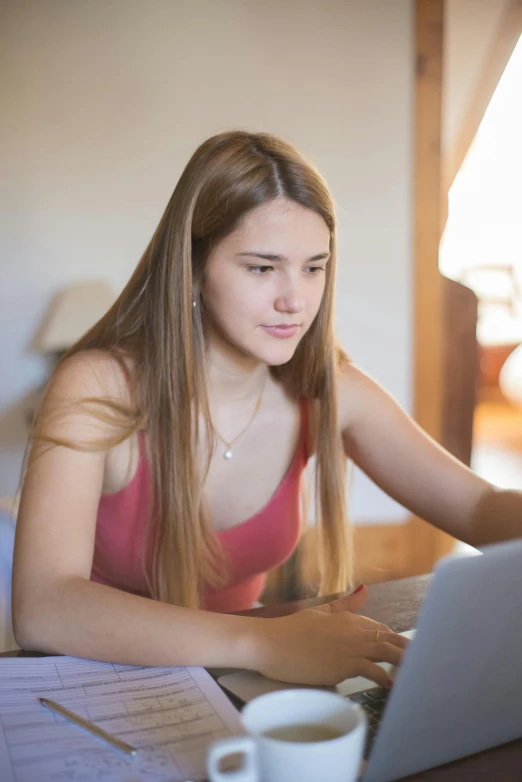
[205,334,269,404]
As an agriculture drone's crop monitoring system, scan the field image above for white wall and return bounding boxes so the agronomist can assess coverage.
[0,0,413,523]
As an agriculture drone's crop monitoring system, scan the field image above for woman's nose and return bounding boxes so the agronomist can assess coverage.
[274,288,305,314]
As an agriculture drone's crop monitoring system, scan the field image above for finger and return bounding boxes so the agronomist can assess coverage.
[345,658,394,689]
[312,603,336,614]
[329,585,368,613]
[312,585,367,615]
[355,630,409,650]
[353,641,405,666]
[360,618,393,634]
[340,613,393,634]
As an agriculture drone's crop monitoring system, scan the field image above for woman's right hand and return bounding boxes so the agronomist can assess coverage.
[251,601,408,688]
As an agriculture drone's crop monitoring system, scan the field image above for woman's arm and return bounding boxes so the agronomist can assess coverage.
[466,488,522,547]
[12,352,406,687]
[338,364,522,548]
[12,352,254,667]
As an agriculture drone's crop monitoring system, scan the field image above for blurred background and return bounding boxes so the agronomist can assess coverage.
[1,0,521,647]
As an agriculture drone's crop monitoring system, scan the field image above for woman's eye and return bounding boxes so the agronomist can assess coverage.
[249,265,273,275]
[305,266,326,274]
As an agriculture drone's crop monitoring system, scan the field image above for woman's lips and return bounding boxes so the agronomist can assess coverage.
[261,325,299,339]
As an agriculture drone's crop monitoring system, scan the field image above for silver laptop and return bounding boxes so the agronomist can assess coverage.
[219,538,522,781]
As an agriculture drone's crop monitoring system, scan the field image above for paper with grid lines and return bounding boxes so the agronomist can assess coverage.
[0,656,242,781]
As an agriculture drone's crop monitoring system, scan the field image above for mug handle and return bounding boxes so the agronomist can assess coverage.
[206,736,259,782]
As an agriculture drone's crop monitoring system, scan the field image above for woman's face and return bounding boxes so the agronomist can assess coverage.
[202,197,330,366]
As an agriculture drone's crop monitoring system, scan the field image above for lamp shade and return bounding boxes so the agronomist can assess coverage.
[36,281,117,353]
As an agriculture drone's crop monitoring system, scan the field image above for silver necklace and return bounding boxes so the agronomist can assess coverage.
[213,377,266,459]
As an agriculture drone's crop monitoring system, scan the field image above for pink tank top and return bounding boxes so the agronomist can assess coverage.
[91,401,308,613]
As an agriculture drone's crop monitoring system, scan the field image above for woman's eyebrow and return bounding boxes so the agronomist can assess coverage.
[236,251,330,262]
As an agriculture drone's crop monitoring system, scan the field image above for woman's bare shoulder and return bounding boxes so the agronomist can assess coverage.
[48,349,132,404]
[304,362,371,450]
[335,361,384,431]
[35,350,136,445]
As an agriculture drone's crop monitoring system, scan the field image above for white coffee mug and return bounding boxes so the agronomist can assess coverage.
[207,688,367,782]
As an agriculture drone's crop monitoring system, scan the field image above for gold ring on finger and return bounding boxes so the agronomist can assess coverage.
[328,601,336,614]
[375,629,380,642]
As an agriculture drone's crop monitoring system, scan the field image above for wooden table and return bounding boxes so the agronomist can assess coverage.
[2,575,522,780]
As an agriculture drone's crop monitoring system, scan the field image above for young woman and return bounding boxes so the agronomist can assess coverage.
[12,131,522,688]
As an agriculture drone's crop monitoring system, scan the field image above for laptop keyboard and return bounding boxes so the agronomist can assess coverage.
[349,688,391,754]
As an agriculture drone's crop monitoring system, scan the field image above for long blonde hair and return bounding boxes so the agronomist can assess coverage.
[29,130,352,607]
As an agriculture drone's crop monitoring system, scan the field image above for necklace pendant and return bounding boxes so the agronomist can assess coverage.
[224,449,233,460]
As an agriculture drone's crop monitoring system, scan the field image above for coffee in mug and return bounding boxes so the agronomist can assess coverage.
[263,722,345,743]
